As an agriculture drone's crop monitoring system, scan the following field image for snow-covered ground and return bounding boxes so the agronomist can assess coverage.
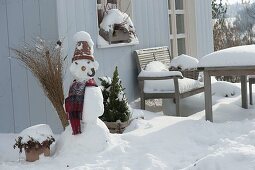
[1,82,255,170]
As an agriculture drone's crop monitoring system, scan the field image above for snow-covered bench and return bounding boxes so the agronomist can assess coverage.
[134,46,204,116]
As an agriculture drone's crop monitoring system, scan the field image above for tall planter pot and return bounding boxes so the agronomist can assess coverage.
[104,120,130,134]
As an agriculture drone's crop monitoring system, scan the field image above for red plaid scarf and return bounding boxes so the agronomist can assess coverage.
[65,79,97,135]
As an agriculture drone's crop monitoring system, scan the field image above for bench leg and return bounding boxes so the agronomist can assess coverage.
[141,96,145,110]
[175,96,180,117]
[139,80,146,110]
[249,80,253,105]
[173,78,181,117]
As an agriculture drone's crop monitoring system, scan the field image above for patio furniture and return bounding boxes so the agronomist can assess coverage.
[198,66,255,122]
[134,46,204,116]
[198,45,255,122]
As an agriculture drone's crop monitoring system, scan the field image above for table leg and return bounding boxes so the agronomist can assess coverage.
[204,71,213,122]
[241,75,248,109]
[249,79,253,105]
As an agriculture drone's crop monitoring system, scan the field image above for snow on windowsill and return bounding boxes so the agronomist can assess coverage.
[97,35,139,49]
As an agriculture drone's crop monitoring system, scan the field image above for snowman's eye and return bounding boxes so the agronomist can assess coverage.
[75,62,78,65]
[87,61,90,64]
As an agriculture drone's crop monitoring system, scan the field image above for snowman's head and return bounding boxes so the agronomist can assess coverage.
[70,58,99,82]
[70,31,99,82]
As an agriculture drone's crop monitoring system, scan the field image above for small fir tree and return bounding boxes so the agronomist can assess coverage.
[99,66,130,122]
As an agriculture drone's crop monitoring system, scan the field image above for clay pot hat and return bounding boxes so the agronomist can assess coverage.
[72,31,95,62]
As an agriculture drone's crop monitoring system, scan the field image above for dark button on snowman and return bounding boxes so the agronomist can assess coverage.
[65,31,105,135]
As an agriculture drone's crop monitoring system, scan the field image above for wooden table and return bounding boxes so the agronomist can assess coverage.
[198,66,255,122]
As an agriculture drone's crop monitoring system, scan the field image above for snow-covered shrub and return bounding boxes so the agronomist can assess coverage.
[13,136,55,153]
[13,124,55,153]
[98,66,131,122]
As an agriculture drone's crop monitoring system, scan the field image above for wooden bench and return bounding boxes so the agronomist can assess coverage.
[134,46,204,116]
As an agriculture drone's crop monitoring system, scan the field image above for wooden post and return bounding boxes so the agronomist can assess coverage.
[241,75,248,109]
[204,71,213,122]
[249,79,253,105]
[139,80,145,110]
[174,77,181,116]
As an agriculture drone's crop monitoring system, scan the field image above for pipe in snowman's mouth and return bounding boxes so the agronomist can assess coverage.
[87,68,95,77]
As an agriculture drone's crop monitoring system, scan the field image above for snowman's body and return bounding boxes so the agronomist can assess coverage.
[83,86,104,123]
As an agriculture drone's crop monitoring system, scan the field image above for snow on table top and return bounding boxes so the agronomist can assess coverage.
[198,45,255,68]
[19,124,54,143]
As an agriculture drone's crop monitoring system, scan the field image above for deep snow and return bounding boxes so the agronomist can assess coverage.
[1,82,255,170]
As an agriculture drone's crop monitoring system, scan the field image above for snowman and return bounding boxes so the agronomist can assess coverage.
[65,31,105,135]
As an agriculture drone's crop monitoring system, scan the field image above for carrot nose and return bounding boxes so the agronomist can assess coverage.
[81,66,86,71]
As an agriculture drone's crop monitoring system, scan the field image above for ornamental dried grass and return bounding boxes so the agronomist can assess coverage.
[12,38,68,129]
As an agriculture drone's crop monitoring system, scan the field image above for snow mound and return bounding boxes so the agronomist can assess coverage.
[73,31,94,54]
[100,9,135,33]
[212,81,240,97]
[198,45,255,67]
[19,124,54,143]
[170,54,199,70]
[56,119,110,154]
[144,78,203,93]
[182,132,255,170]
[145,61,168,72]
[140,60,202,93]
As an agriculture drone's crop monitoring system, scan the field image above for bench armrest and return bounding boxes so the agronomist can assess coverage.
[138,71,183,81]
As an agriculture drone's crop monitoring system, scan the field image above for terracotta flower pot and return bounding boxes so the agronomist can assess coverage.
[25,148,39,162]
[43,147,50,157]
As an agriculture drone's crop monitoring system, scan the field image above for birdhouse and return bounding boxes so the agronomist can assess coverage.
[99,23,132,44]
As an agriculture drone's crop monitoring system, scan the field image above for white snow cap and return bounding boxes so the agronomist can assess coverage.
[145,61,168,72]
[198,45,255,67]
[100,9,135,32]
[19,124,54,143]
[170,54,199,70]
[73,31,94,54]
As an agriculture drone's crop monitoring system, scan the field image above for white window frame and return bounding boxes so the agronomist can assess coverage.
[168,0,187,57]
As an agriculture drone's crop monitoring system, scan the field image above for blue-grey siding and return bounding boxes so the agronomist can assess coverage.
[0,0,62,133]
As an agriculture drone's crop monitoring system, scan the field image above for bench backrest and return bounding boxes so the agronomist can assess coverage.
[134,46,172,73]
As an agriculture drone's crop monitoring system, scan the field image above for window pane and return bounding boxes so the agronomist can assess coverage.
[169,15,172,34]
[168,0,171,10]
[175,0,183,10]
[176,14,185,34]
[177,38,186,55]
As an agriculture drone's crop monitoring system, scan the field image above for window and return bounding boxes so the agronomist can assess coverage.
[168,0,186,57]
[97,0,138,48]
